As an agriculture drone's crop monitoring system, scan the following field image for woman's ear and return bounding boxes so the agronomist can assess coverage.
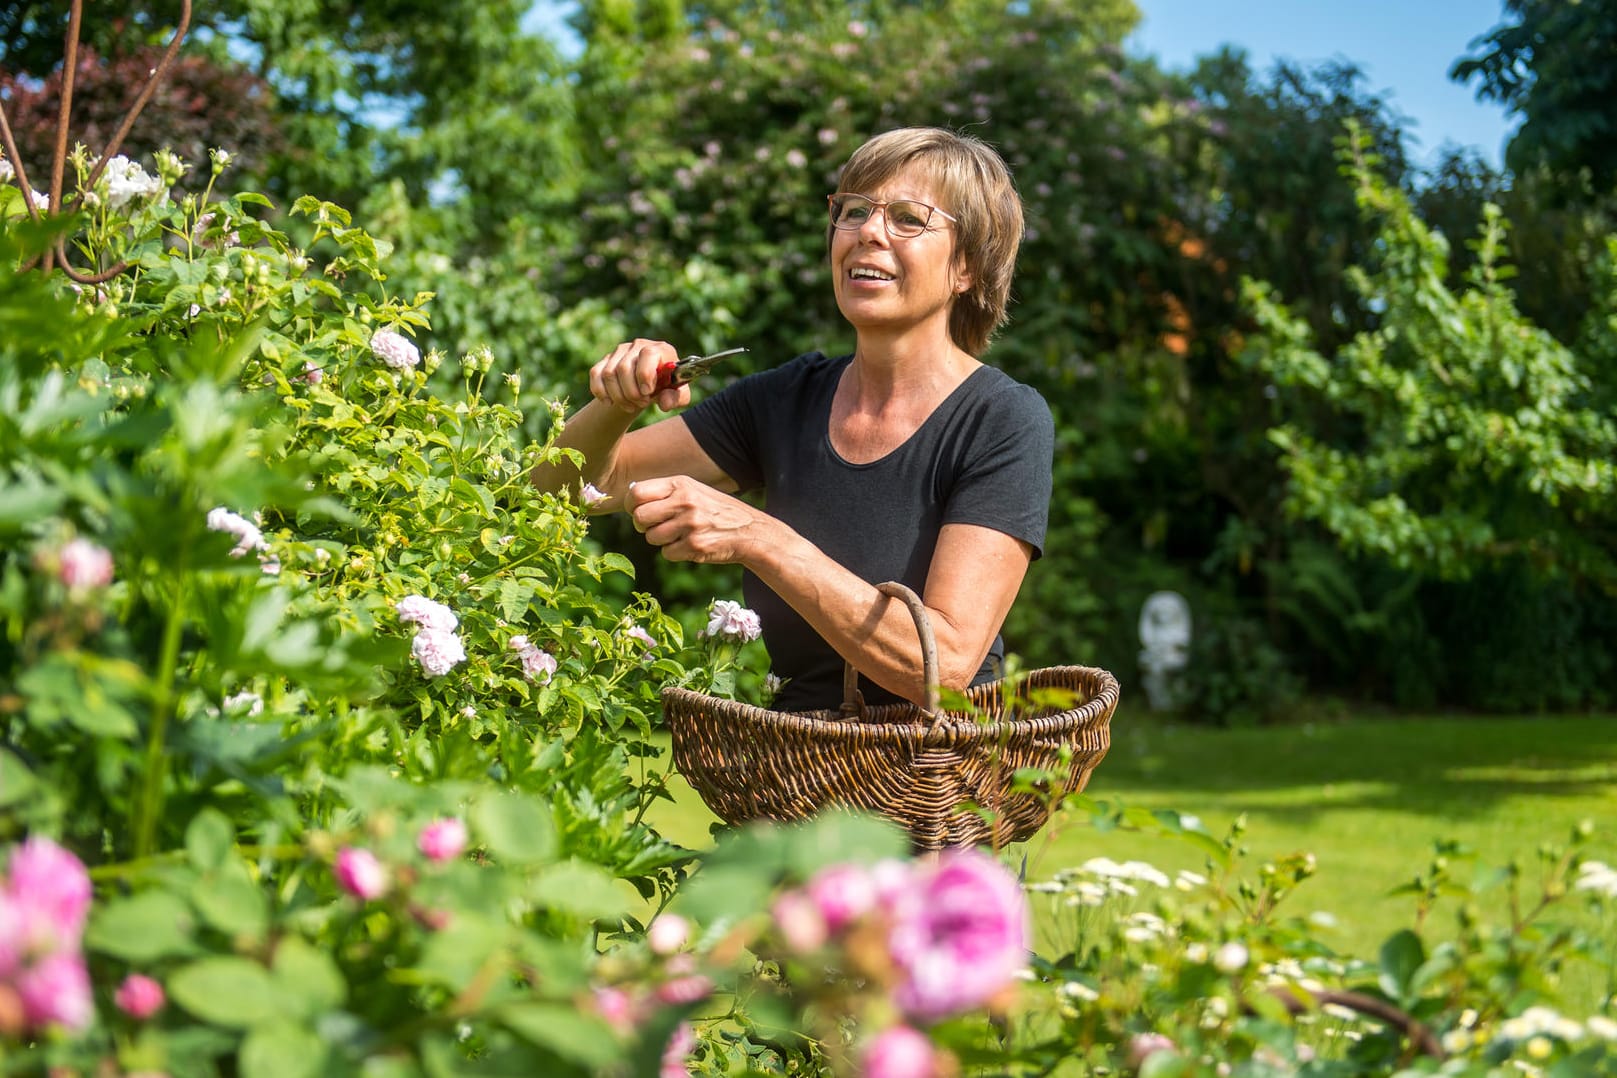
[951,258,973,295]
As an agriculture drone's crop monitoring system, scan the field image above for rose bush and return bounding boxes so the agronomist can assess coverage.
[4,149,1616,1078]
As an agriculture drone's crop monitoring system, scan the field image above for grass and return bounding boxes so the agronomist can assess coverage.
[647,711,1617,963]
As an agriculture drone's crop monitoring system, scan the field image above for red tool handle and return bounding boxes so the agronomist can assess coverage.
[654,361,680,393]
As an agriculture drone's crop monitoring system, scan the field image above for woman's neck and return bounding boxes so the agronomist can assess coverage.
[848,326,977,404]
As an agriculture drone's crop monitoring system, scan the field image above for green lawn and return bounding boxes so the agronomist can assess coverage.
[648,712,1617,961]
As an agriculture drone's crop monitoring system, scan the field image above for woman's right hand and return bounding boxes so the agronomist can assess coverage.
[589,338,692,415]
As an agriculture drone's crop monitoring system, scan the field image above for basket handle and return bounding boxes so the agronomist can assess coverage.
[839,581,944,723]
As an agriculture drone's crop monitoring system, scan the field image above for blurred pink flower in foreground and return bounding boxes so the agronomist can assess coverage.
[334,847,389,900]
[7,835,93,951]
[861,1024,940,1078]
[417,818,468,863]
[1,835,95,1033]
[887,849,1030,1022]
[1125,1031,1177,1069]
[804,860,907,935]
[647,913,690,955]
[660,1020,696,1078]
[57,538,114,589]
[16,952,93,1031]
[114,973,166,1019]
[591,985,638,1034]
[770,890,827,953]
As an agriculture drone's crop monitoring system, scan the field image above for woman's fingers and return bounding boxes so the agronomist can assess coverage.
[627,478,757,564]
[589,339,678,413]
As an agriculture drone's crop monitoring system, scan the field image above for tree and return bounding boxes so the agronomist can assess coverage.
[1451,0,1617,190]
[1244,132,1617,593]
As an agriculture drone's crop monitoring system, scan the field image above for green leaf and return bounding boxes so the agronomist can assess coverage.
[86,890,198,961]
[169,956,300,1028]
[496,1003,620,1067]
[471,790,556,865]
[530,860,634,921]
[240,1021,327,1078]
[185,808,235,872]
[1377,928,1426,1002]
[271,937,347,1014]
[784,812,909,878]
[191,871,270,941]
[414,914,508,993]
[0,749,38,808]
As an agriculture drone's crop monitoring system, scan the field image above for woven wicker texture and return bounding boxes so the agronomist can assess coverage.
[666,582,1119,851]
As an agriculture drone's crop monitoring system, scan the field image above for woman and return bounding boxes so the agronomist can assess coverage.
[531,127,1053,713]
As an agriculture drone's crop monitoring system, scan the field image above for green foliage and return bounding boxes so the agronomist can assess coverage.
[1452,0,1617,190]
[1244,129,1617,593]
[0,154,703,1072]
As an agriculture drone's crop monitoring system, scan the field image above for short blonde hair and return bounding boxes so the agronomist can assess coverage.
[832,127,1024,355]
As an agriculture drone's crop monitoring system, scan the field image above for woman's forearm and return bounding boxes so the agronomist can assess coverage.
[529,398,638,498]
[741,525,989,706]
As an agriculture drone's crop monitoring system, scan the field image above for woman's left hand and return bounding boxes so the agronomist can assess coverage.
[625,476,771,565]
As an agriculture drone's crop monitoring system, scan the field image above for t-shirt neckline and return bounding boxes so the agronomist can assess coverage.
[821,355,993,469]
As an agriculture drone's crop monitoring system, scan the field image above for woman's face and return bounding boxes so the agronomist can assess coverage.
[829,166,970,341]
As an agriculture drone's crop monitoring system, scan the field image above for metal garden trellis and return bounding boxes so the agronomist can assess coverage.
[0,0,192,284]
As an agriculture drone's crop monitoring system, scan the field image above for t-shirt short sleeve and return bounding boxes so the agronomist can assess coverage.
[682,356,812,492]
[942,380,1054,560]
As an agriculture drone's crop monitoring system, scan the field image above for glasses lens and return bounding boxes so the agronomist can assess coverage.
[884,200,931,238]
[830,194,874,229]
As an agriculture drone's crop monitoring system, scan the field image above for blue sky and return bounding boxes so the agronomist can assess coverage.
[526,1,1518,169]
[1129,0,1517,168]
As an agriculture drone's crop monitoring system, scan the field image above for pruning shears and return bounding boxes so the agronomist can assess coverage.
[655,347,747,392]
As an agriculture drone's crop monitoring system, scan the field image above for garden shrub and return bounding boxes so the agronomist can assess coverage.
[5,146,1617,1078]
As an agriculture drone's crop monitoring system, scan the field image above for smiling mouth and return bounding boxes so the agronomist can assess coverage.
[848,267,895,282]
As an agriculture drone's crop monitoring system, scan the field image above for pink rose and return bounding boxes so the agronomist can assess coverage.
[411,628,467,678]
[334,847,388,900]
[591,985,638,1034]
[518,644,557,684]
[805,863,881,934]
[417,818,467,863]
[703,599,761,643]
[646,914,689,955]
[624,624,658,653]
[653,973,712,1006]
[114,973,165,1019]
[886,849,1030,1022]
[7,836,92,951]
[771,890,827,954]
[16,952,93,1031]
[370,328,421,370]
[396,595,458,632]
[58,538,114,589]
[660,1020,696,1078]
[1125,1032,1176,1070]
[861,1025,939,1078]
[206,507,267,557]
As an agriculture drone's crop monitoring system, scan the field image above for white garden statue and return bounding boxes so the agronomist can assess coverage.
[1138,591,1192,711]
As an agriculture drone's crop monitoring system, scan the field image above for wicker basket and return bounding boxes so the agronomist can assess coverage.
[665,581,1120,851]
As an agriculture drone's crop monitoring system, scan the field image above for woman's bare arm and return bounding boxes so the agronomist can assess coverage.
[529,339,736,507]
[627,476,1031,704]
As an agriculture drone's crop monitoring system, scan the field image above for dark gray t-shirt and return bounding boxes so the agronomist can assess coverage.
[683,350,1054,712]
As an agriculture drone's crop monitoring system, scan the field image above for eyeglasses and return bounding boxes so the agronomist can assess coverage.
[827,193,957,239]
